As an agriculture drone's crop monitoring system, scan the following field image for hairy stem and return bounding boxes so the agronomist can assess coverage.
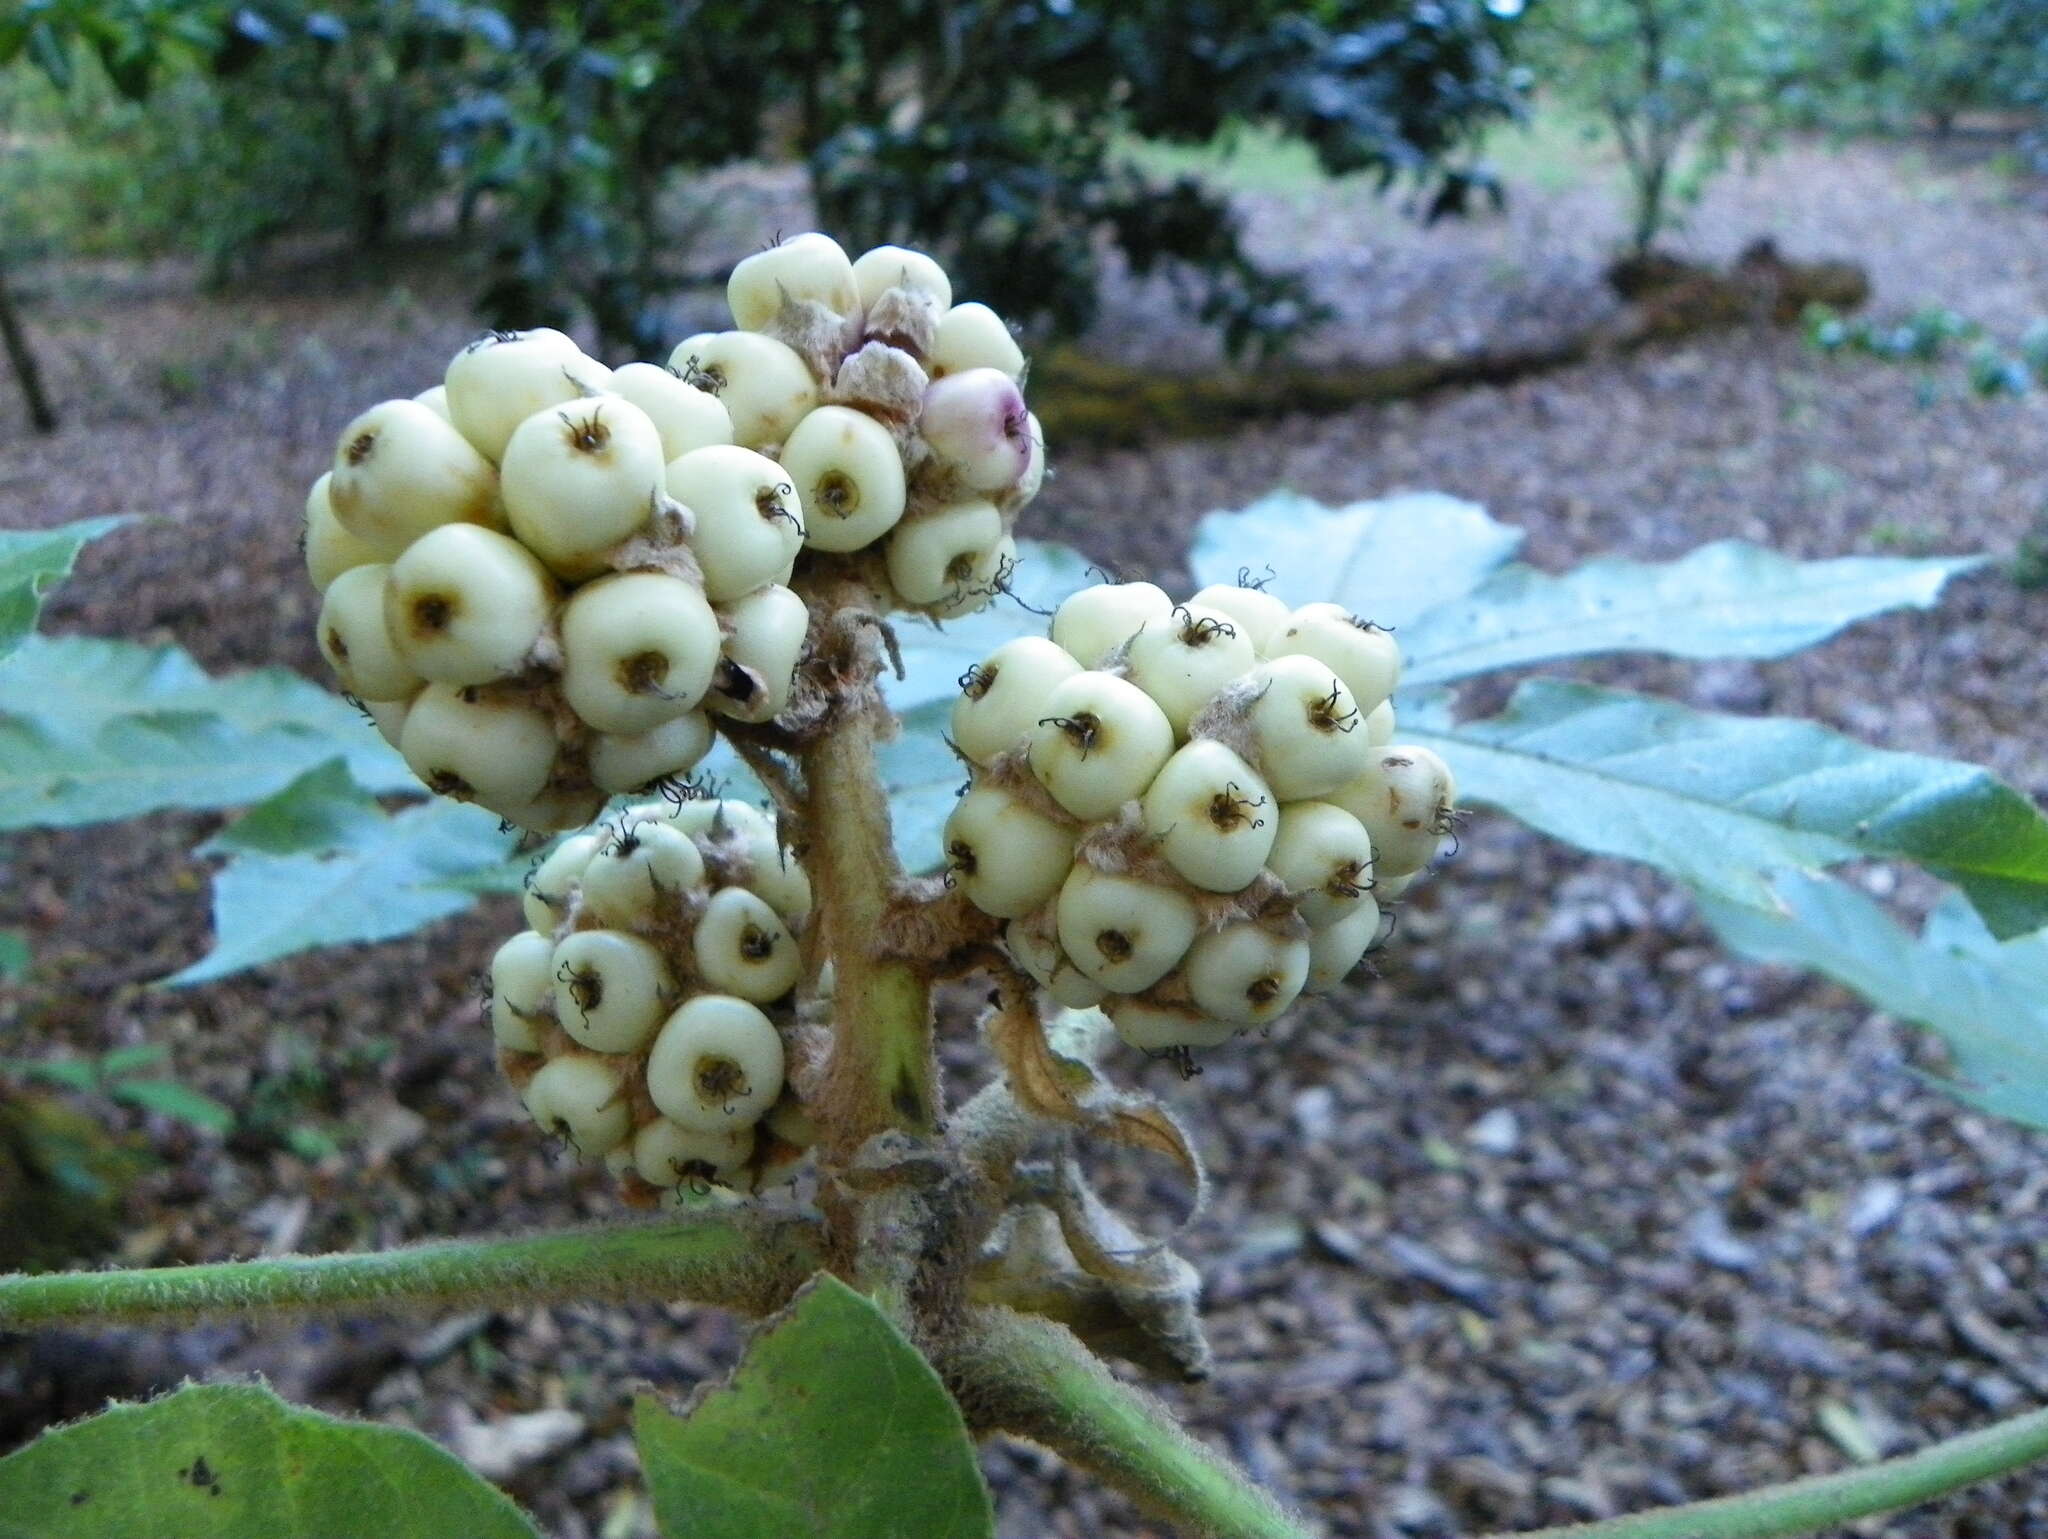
[943,1307,1313,1539]
[0,1213,824,1331]
[1498,1403,2048,1539]
[800,681,937,1150]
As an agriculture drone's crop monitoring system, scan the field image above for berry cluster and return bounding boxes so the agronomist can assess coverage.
[308,324,795,830]
[679,232,1043,615]
[489,798,818,1197]
[305,232,1039,831]
[945,580,1457,1054]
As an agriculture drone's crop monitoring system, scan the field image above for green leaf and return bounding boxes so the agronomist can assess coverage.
[635,1274,993,1539]
[204,759,379,857]
[1400,540,1982,687]
[0,636,410,830]
[0,1382,538,1539]
[167,797,519,985]
[97,1045,170,1076]
[2,1057,98,1092]
[107,1079,236,1135]
[1412,680,2048,938]
[886,538,1093,713]
[1188,490,1522,629]
[1698,871,2048,1132]
[0,928,28,981]
[0,517,129,661]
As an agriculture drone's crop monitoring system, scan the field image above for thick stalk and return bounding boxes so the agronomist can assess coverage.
[800,694,938,1148]
[0,1213,824,1331]
[943,1307,1314,1539]
[0,258,57,434]
[1498,1403,2048,1539]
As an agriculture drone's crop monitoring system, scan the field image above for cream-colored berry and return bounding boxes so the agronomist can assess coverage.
[1189,583,1290,654]
[364,694,412,750]
[1273,602,1402,715]
[646,994,786,1133]
[398,682,557,812]
[924,536,1016,621]
[1049,581,1173,667]
[328,398,501,548]
[501,393,668,578]
[733,827,814,925]
[1055,865,1199,993]
[1363,699,1396,746]
[1140,739,1277,892]
[1027,671,1175,821]
[1011,412,1046,506]
[444,328,608,463]
[588,712,715,795]
[609,361,734,462]
[1305,898,1380,993]
[952,637,1083,766]
[489,930,555,1052]
[709,584,807,723]
[414,384,453,422]
[317,564,421,702]
[1239,654,1371,802]
[523,831,601,932]
[633,1118,754,1188]
[304,472,398,590]
[920,368,1033,493]
[929,301,1025,380]
[944,784,1077,920]
[1266,801,1375,926]
[885,499,1004,608]
[693,887,802,1003]
[1184,923,1310,1026]
[580,820,707,927]
[384,524,557,685]
[666,444,805,602]
[728,232,860,330]
[522,1053,631,1156]
[552,929,674,1053]
[560,572,722,734]
[853,244,953,312]
[670,331,818,448]
[778,405,907,552]
[661,797,771,845]
[1328,745,1455,880]
[1003,916,1107,1009]
[1123,603,1257,736]
[1105,997,1236,1052]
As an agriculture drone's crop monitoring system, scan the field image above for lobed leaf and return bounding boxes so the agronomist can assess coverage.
[0,1382,539,1539]
[1699,871,2048,1132]
[0,635,410,829]
[0,517,129,662]
[1410,680,2048,938]
[166,794,519,985]
[635,1274,994,1539]
[1188,490,1522,629]
[1401,540,1982,686]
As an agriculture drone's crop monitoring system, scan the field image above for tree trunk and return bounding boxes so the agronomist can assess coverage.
[0,259,58,434]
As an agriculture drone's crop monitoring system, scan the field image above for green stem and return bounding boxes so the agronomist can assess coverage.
[1497,1403,2048,1539]
[799,682,937,1148]
[0,1213,824,1331]
[945,1308,1313,1539]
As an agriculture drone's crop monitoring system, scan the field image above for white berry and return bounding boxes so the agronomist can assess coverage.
[444,328,608,463]
[1239,654,1371,801]
[778,405,907,552]
[1266,801,1375,926]
[669,331,818,449]
[398,682,558,812]
[1305,898,1381,993]
[1050,581,1173,667]
[523,832,601,932]
[489,930,555,1052]
[952,636,1083,766]
[944,784,1077,919]
[522,1053,631,1157]
[929,301,1024,380]
[317,564,421,702]
[709,583,808,723]
[665,444,805,602]
[885,499,1003,607]
[1003,916,1107,1009]
[1273,602,1401,715]
[1328,745,1455,880]
[646,994,786,1134]
[1140,739,1277,892]
[853,244,953,312]
[1055,865,1199,993]
[633,1117,754,1188]
[609,361,734,462]
[693,887,802,1003]
[552,929,674,1053]
[1184,923,1310,1026]
[1123,603,1256,736]
[728,232,860,331]
[1189,583,1290,654]
[384,524,557,685]
[501,393,668,578]
[580,820,707,927]
[1105,997,1235,1052]
[328,398,501,548]
[588,712,715,795]
[1027,671,1175,821]
[560,571,722,733]
[304,472,397,591]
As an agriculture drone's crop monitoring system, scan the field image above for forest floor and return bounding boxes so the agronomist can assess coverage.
[3,126,2048,1538]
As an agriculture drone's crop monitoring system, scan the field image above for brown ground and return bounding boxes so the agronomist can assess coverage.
[3,131,2048,1538]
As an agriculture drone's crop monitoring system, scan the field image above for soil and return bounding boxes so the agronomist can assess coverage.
[2,132,2047,1538]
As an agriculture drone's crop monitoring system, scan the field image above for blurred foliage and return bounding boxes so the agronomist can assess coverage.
[1523,0,2048,257]
[1804,300,2048,402]
[3,1,1526,355]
